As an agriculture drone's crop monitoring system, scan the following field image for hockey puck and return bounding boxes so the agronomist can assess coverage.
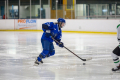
[83,63,86,65]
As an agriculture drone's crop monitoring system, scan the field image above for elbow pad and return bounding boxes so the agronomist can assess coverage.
[42,24,49,30]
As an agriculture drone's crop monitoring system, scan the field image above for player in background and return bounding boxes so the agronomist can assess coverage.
[34,18,66,65]
[111,24,120,72]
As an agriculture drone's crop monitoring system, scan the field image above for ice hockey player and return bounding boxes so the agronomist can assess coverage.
[111,24,120,72]
[34,18,66,65]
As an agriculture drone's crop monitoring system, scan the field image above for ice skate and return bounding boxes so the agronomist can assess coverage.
[112,65,120,72]
[34,57,43,66]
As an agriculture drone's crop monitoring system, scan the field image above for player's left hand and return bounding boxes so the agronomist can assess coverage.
[51,32,57,38]
[45,33,51,38]
[59,42,64,48]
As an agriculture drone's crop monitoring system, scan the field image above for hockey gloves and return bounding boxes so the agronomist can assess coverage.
[58,42,64,48]
[45,30,57,38]
[45,33,51,38]
[55,39,64,48]
[45,30,51,38]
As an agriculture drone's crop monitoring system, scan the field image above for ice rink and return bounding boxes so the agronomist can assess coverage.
[0,31,120,80]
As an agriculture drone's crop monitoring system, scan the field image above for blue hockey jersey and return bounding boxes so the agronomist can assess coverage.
[41,22,62,42]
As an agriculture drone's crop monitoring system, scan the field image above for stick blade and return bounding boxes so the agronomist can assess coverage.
[86,57,92,61]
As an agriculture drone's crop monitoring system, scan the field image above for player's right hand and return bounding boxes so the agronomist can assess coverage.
[59,42,64,48]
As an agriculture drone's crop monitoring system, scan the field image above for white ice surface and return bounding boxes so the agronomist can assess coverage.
[0,32,119,80]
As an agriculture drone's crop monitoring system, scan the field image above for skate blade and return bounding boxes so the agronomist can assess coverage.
[112,70,120,73]
[115,70,120,73]
[33,63,39,66]
[33,61,43,66]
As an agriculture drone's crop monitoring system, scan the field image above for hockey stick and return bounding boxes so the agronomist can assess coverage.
[51,37,92,61]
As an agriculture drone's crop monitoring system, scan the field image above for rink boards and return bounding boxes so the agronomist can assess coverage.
[0,19,119,34]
